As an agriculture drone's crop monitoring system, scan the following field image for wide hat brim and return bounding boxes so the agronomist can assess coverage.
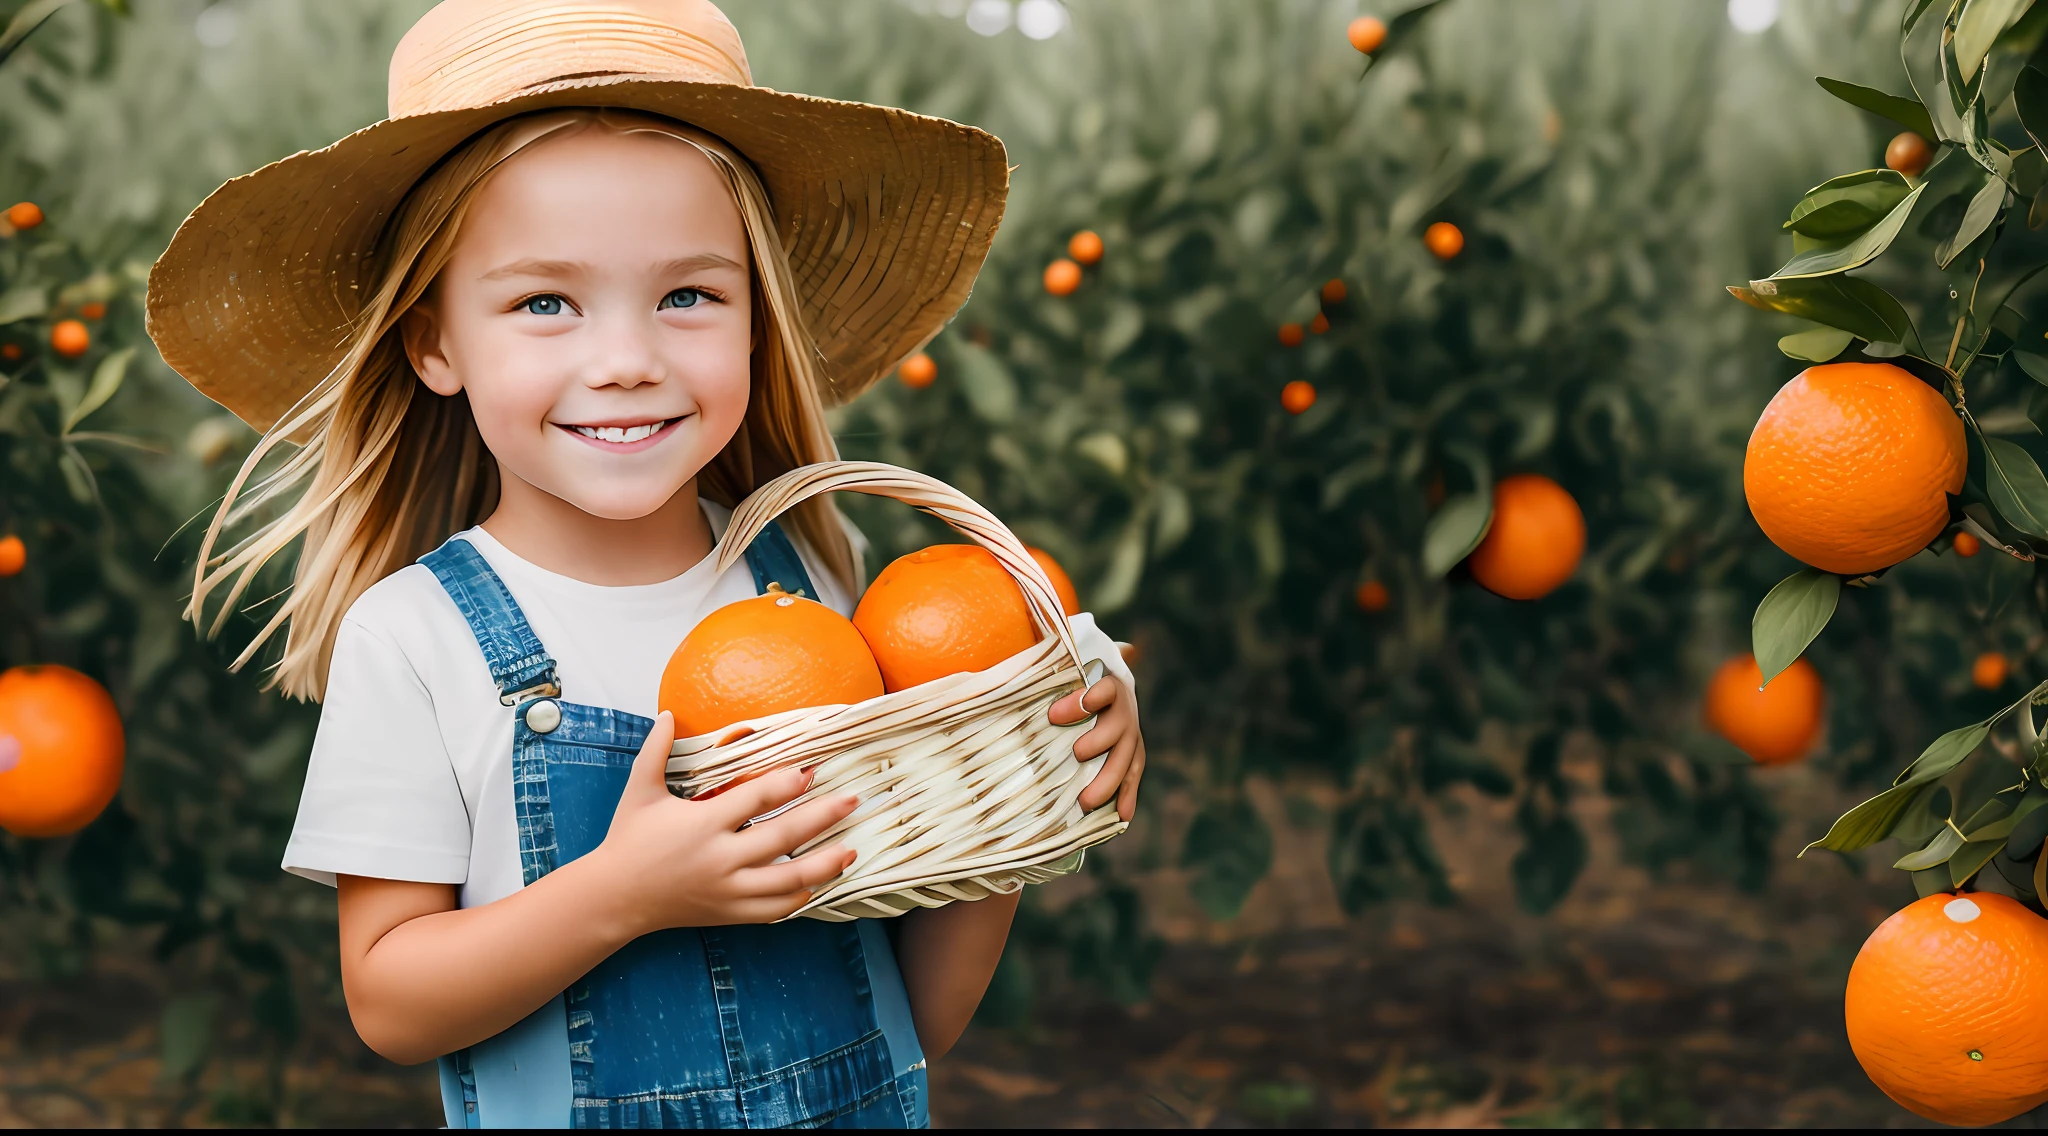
[145,73,1008,430]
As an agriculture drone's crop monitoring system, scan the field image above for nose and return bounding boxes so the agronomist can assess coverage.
[582,306,666,391]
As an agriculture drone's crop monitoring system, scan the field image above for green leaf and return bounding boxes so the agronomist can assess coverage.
[1956,0,2033,80]
[1894,824,1964,870]
[950,341,1017,423]
[1902,720,1995,784]
[1752,568,1840,685]
[157,993,217,1085]
[1729,275,1923,356]
[0,285,46,325]
[1783,170,1914,237]
[1778,326,1854,361]
[1952,838,2007,886]
[0,0,69,68]
[1804,720,1990,855]
[62,347,133,434]
[1937,171,2008,268]
[2018,67,2048,153]
[1771,182,1925,279]
[1093,515,1147,613]
[2016,350,2048,384]
[1816,77,1938,140]
[1422,493,1492,577]
[1179,797,1273,921]
[1982,435,2048,537]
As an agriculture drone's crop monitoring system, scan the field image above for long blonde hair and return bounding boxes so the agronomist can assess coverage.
[191,109,855,701]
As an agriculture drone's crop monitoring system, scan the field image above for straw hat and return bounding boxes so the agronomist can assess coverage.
[145,0,1009,429]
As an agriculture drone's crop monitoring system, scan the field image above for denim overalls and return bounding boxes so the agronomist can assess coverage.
[420,525,928,1129]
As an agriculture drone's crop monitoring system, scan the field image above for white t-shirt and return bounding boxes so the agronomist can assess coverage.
[282,500,1131,910]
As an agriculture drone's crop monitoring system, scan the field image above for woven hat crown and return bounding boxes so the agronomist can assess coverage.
[390,0,751,117]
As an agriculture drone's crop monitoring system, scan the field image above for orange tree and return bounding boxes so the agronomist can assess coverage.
[1734,0,2048,910]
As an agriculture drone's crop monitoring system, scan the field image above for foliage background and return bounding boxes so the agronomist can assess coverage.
[0,0,2021,1120]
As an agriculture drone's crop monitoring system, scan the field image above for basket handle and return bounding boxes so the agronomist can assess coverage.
[716,461,1089,677]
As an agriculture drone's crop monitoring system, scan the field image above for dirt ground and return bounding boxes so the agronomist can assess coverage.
[0,753,2029,1128]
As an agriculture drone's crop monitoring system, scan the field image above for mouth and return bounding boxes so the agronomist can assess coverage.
[557,417,684,453]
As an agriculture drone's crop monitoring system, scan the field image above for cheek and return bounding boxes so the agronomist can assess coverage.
[453,341,563,450]
[670,329,755,432]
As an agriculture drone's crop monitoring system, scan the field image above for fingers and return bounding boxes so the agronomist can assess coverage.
[706,766,813,828]
[1117,738,1146,822]
[1048,687,1089,725]
[1049,675,1124,726]
[626,711,679,803]
[1078,731,1137,813]
[737,844,857,896]
[733,792,860,862]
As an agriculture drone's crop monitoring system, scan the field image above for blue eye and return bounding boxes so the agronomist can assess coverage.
[523,294,565,315]
[659,288,707,311]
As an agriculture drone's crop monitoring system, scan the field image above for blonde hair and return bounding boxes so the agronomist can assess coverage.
[191,109,855,701]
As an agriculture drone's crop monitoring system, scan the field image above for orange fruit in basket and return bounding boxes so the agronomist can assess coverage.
[0,665,126,838]
[854,544,1040,692]
[1347,15,1387,53]
[1744,362,1964,576]
[1465,474,1583,600]
[1043,258,1082,296]
[1845,892,2048,1127]
[659,590,884,738]
[1068,230,1104,265]
[1027,547,1081,616]
[1974,651,2010,690]
[1703,653,1823,765]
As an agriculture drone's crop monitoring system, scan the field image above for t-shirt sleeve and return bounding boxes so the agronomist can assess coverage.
[281,616,473,888]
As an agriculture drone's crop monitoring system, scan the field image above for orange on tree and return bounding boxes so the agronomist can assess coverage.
[1321,278,1347,304]
[1954,530,1982,557]
[854,544,1040,692]
[1309,312,1330,335]
[897,352,937,389]
[1465,474,1584,600]
[79,301,106,320]
[1281,380,1316,415]
[0,535,23,577]
[1346,15,1386,53]
[1,343,19,361]
[0,665,126,838]
[1743,362,1964,576]
[1277,322,1305,347]
[1355,580,1390,612]
[49,319,88,358]
[1845,892,2048,1126]
[1424,221,1464,260]
[1027,546,1081,617]
[5,201,41,231]
[1885,131,1934,178]
[1043,257,1082,296]
[1703,653,1824,765]
[1067,230,1103,265]
[659,588,884,738]
[1974,651,2010,691]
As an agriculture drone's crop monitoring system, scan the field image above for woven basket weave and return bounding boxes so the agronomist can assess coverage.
[666,461,1130,921]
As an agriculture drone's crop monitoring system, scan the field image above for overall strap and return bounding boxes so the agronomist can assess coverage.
[419,537,562,706]
[743,519,820,600]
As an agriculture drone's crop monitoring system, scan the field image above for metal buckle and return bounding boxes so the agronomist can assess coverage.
[500,679,562,707]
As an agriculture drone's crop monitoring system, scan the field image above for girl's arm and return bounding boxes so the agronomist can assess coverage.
[337,713,856,1065]
[896,675,1145,1059]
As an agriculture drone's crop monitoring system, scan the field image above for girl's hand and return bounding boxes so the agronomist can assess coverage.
[593,711,858,934]
[1049,676,1146,821]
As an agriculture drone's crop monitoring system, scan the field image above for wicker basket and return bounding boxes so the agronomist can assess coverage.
[666,460,1130,921]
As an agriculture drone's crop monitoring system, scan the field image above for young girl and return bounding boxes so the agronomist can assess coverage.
[145,1,1144,1127]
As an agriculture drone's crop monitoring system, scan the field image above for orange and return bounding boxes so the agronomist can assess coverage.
[1703,653,1823,764]
[0,665,125,838]
[1424,221,1464,260]
[5,202,42,231]
[1278,322,1305,347]
[79,301,106,321]
[1744,363,1964,575]
[1043,258,1082,296]
[1067,230,1103,265]
[1845,892,2048,1126]
[1281,380,1316,414]
[1,343,19,361]
[1346,15,1387,53]
[1308,312,1330,335]
[1027,547,1081,617]
[1466,474,1584,600]
[1355,580,1390,612]
[0,535,22,577]
[898,352,937,389]
[1885,131,1933,178]
[1974,651,2010,690]
[659,590,884,738]
[1321,278,1347,304]
[1954,531,1982,557]
[854,544,1040,692]
[49,319,88,358]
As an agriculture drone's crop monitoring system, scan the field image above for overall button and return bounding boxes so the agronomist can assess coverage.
[525,699,562,734]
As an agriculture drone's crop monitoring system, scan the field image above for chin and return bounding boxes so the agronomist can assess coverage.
[554,486,683,522]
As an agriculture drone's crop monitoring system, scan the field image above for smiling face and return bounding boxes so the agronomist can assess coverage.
[402,124,753,522]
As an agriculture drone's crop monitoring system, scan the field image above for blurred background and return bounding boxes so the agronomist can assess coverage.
[0,0,2027,1126]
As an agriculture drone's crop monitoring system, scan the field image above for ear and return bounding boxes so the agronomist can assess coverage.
[400,300,462,397]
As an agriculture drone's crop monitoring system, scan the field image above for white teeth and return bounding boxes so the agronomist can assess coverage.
[574,420,666,444]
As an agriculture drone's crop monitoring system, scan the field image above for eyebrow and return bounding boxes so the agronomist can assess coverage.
[478,252,748,282]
